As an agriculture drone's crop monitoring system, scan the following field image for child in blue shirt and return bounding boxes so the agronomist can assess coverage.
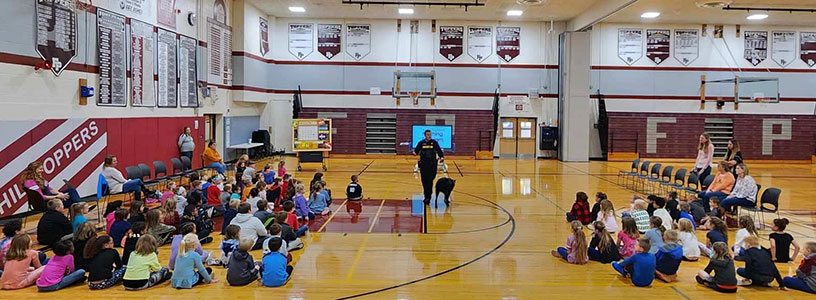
[261,237,293,287]
[109,209,131,247]
[678,202,697,230]
[643,216,665,254]
[612,238,656,287]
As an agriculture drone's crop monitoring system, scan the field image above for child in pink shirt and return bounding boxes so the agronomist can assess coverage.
[1,234,45,290]
[36,240,87,292]
[277,161,286,178]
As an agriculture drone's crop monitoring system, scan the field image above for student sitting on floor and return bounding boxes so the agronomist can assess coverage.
[696,242,738,293]
[169,223,210,270]
[222,199,240,235]
[70,202,89,232]
[588,221,620,264]
[293,183,312,222]
[677,202,697,230]
[0,219,23,273]
[219,225,241,265]
[654,230,683,283]
[616,217,640,259]
[262,164,276,185]
[551,220,589,265]
[612,238,655,287]
[261,238,293,287]
[643,217,665,254]
[308,181,331,216]
[770,218,800,263]
[122,222,147,264]
[72,222,96,271]
[699,217,728,257]
[733,215,759,259]
[652,197,673,231]
[565,192,592,226]
[110,209,132,247]
[36,199,73,248]
[596,199,618,233]
[699,198,726,227]
[783,241,816,294]
[589,192,607,224]
[171,233,217,289]
[0,234,45,290]
[676,219,700,261]
[227,239,260,286]
[146,209,175,246]
[283,201,308,237]
[161,198,181,228]
[737,236,785,289]
[85,235,126,290]
[36,239,87,292]
[255,199,276,225]
[246,188,263,214]
[123,235,172,291]
[275,212,304,251]
[346,175,363,201]
[231,202,269,251]
[263,224,288,257]
[630,199,651,233]
[665,192,681,221]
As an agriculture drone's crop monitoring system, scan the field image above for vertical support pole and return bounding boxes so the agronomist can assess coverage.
[734,75,740,110]
[700,75,706,110]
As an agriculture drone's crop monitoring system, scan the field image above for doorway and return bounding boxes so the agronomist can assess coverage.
[499,117,536,158]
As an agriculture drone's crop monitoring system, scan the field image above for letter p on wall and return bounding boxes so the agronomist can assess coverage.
[762,119,792,155]
[646,117,676,154]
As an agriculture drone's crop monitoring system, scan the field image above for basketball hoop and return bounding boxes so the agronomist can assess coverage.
[34,60,52,72]
[409,92,420,105]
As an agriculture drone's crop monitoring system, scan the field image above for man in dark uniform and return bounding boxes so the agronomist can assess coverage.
[414,130,444,205]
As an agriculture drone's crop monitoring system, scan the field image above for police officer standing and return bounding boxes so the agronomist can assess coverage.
[414,130,444,205]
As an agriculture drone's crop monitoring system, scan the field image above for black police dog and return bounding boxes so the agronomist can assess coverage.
[434,177,456,205]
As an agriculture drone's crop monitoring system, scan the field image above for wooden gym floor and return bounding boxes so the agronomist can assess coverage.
[4,157,816,299]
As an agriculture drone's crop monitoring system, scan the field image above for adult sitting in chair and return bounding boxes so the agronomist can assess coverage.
[721,163,758,213]
[36,199,73,247]
[722,139,743,177]
[696,162,735,211]
[21,161,80,207]
[202,140,226,175]
[101,155,154,201]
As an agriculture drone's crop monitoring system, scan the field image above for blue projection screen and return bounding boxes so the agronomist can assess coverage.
[412,125,453,149]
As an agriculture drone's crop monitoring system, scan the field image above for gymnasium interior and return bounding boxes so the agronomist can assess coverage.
[2,0,816,298]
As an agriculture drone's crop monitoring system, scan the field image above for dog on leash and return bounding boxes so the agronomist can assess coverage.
[434,178,456,205]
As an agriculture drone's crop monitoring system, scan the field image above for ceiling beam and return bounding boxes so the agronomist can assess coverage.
[567,0,639,32]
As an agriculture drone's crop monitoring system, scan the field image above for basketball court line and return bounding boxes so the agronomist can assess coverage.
[316,199,348,233]
[357,159,376,176]
[452,160,464,177]
[670,286,694,300]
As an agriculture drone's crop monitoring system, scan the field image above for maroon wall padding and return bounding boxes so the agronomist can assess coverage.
[301,108,493,155]
[608,112,816,160]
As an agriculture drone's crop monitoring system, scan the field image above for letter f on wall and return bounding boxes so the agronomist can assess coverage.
[646,117,676,154]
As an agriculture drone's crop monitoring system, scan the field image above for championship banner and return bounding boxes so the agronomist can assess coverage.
[771,31,796,67]
[801,32,816,67]
[260,17,269,56]
[157,0,176,29]
[0,119,108,218]
[346,24,371,61]
[468,26,492,63]
[744,31,768,66]
[674,29,699,66]
[36,0,77,76]
[618,28,643,65]
[130,19,156,107]
[318,24,342,59]
[646,29,670,65]
[178,35,198,108]
[288,23,314,60]
[157,28,178,108]
[439,26,463,62]
[97,9,128,107]
[207,0,232,85]
[496,27,520,62]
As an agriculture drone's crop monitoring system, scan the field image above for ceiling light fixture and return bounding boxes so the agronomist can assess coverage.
[289,6,305,13]
[746,13,768,20]
[640,11,660,18]
[507,10,523,16]
[398,8,414,14]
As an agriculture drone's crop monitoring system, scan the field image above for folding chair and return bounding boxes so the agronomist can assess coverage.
[634,160,651,191]
[741,187,780,230]
[663,168,686,196]
[682,172,699,199]
[617,159,640,186]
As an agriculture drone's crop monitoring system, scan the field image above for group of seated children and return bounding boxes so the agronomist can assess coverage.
[0,159,366,292]
[555,191,815,294]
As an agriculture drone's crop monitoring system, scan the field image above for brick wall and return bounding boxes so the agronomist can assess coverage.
[608,112,816,160]
[301,108,493,155]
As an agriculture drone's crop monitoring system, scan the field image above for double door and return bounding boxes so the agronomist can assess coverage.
[499,117,536,158]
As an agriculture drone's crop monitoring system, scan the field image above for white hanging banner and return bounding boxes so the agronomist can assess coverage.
[618,28,643,65]
[288,23,314,60]
[346,24,371,61]
[771,31,795,67]
[260,17,269,56]
[467,26,492,63]
[673,29,699,66]
[97,9,127,107]
[744,31,768,66]
[178,35,198,108]
[157,28,178,108]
